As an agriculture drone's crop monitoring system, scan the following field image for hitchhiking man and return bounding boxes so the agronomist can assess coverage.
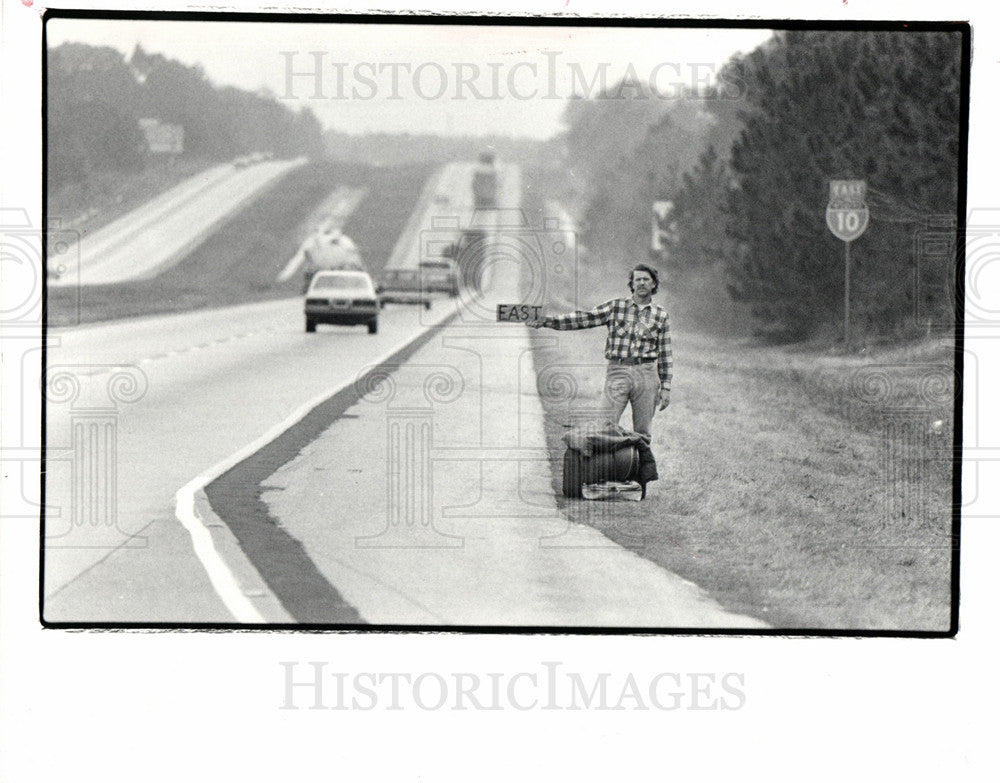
[527,264,671,437]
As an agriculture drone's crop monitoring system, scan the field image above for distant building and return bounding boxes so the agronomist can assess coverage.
[138,118,184,154]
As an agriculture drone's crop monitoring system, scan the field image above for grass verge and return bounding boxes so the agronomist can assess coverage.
[529,328,955,631]
[522,178,956,631]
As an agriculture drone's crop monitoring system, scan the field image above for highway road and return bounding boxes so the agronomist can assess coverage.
[48,157,306,287]
[43,295,457,622]
[43,159,767,629]
[43,158,471,621]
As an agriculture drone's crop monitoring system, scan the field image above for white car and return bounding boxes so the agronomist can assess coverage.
[304,270,379,334]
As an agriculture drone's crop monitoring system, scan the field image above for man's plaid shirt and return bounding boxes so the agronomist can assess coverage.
[543,298,673,390]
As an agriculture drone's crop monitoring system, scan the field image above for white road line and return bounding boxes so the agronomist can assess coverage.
[277,248,306,283]
[173,304,457,623]
[174,480,266,623]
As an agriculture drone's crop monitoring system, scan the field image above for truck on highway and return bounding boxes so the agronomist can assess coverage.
[300,226,367,293]
[471,151,499,208]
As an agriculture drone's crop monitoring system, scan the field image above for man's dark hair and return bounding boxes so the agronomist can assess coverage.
[628,264,659,294]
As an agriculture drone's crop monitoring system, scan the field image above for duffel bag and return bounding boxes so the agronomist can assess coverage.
[563,445,640,498]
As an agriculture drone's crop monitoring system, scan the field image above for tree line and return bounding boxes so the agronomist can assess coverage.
[558,29,963,341]
[325,129,559,169]
[48,42,326,188]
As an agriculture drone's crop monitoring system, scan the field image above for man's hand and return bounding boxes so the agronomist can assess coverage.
[525,316,546,329]
[657,388,670,411]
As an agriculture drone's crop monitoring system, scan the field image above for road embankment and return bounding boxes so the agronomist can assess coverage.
[46,161,435,327]
[528,325,955,631]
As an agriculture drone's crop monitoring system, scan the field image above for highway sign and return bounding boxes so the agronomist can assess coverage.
[139,118,184,154]
[826,179,869,345]
[651,200,674,253]
[826,205,870,242]
[829,179,867,206]
[827,179,869,242]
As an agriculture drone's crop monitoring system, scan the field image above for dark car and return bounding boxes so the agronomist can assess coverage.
[418,260,460,297]
[377,268,432,309]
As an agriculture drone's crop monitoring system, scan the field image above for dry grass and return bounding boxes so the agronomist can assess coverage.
[525,178,956,632]
[516,178,955,632]
[46,162,433,326]
[528,321,956,632]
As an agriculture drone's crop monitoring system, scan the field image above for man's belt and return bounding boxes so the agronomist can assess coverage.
[609,357,657,365]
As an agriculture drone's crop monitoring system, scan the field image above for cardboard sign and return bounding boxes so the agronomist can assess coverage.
[497,304,543,322]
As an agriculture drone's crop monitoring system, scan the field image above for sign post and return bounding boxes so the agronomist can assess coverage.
[826,180,869,346]
[651,200,673,255]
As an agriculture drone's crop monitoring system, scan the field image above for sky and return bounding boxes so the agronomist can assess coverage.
[46,18,773,138]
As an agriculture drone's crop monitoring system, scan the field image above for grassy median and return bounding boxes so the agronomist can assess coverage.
[47,160,434,326]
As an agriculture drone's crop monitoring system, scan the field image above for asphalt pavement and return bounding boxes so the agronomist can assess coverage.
[43,158,767,629]
[262,276,768,627]
[43,296,455,622]
[49,157,306,287]
[254,162,767,628]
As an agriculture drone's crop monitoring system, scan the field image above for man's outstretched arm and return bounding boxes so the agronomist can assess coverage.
[527,301,615,330]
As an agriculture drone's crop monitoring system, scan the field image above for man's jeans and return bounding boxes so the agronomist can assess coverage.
[601,360,660,436]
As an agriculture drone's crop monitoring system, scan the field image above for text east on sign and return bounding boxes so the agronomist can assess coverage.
[826,179,869,242]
